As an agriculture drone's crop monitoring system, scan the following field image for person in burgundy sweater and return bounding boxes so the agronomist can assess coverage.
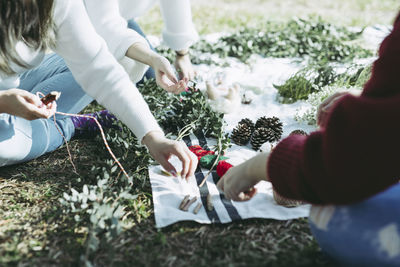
[217,12,400,266]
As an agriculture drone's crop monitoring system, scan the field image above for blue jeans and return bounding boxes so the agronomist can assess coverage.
[0,53,93,167]
[309,183,400,266]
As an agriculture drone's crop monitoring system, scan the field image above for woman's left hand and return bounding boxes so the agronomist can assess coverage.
[174,54,196,81]
[142,131,198,180]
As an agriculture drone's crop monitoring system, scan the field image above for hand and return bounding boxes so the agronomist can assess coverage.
[317,90,362,128]
[0,88,56,120]
[142,131,198,180]
[174,53,196,81]
[152,55,187,94]
[217,153,269,201]
[317,92,347,128]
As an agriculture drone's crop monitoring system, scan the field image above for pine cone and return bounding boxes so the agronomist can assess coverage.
[250,127,275,150]
[231,123,252,145]
[289,129,308,136]
[255,116,268,129]
[238,118,255,132]
[255,116,283,142]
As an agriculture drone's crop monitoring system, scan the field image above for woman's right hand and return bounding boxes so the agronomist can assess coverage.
[142,131,198,180]
[0,88,56,120]
[151,55,187,94]
[217,152,270,201]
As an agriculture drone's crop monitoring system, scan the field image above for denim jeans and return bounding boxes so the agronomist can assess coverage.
[0,53,93,167]
[309,183,400,266]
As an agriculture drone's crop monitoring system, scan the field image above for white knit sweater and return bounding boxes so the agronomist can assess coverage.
[84,0,199,53]
[0,0,163,142]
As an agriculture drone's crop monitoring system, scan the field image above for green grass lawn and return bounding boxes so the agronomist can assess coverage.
[140,0,400,35]
[1,1,398,266]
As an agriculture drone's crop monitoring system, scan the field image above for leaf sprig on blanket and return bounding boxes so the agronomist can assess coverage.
[275,62,371,103]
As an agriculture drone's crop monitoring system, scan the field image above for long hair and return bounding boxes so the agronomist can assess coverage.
[0,0,55,75]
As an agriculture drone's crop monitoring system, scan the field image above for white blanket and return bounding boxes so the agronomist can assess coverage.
[149,133,310,228]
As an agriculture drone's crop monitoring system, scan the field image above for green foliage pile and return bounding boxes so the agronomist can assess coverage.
[191,17,373,63]
[295,63,372,125]
[274,62,371,103]
[274,63,338,103]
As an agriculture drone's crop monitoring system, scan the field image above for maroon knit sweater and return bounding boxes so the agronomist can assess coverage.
[268,13,400,205]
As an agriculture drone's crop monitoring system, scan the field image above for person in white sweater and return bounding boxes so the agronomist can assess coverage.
[0,0,197,179]
[83,0,199,85]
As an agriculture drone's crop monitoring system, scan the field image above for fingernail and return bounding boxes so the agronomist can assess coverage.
[170,170,177,177]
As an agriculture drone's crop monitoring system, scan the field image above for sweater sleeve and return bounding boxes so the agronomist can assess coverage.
[53,0,163,143]
[159,0,199,51]
[83,0,149,83]
[83,0,148,61]
[268,14,400,205]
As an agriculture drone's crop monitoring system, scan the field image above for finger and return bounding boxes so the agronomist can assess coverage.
[47,102,57,117]
[183,146,197,180]
[177,80,187,93]
[155,156,178,177]
[158,74,182,94]
[318,94,345,126]
[216,177,225,192]
[181,70,189,81]
[225,188,238,201]
[324,95,345,111]
[172,144,190,179]
[240,187,257,201]
[157,78,174,92]
[26,104,49,119]
[164,66,179,84]
[23,92,44,107]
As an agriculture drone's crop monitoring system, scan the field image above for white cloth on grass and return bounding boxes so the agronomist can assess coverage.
[150,134,310,228]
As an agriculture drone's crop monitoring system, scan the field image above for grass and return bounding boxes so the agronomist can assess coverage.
[2,0,397,266]
[0,138,333,266]
[139,0,400,35]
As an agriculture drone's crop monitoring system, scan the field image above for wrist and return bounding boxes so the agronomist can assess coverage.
[149,53,163,69]
[175,49,189,57]
[245,152,270,183]
[142,130,165,146]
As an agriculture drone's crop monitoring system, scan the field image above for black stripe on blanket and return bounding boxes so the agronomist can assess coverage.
[193,132,242,222]
[196,130,210,151]
[211,171,242,221]
[183,135,221,223]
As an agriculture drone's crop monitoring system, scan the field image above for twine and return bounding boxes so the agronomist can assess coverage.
[37,92,130,179]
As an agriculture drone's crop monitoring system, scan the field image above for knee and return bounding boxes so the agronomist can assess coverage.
[43,53,70,74]
[0,116,33,167]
